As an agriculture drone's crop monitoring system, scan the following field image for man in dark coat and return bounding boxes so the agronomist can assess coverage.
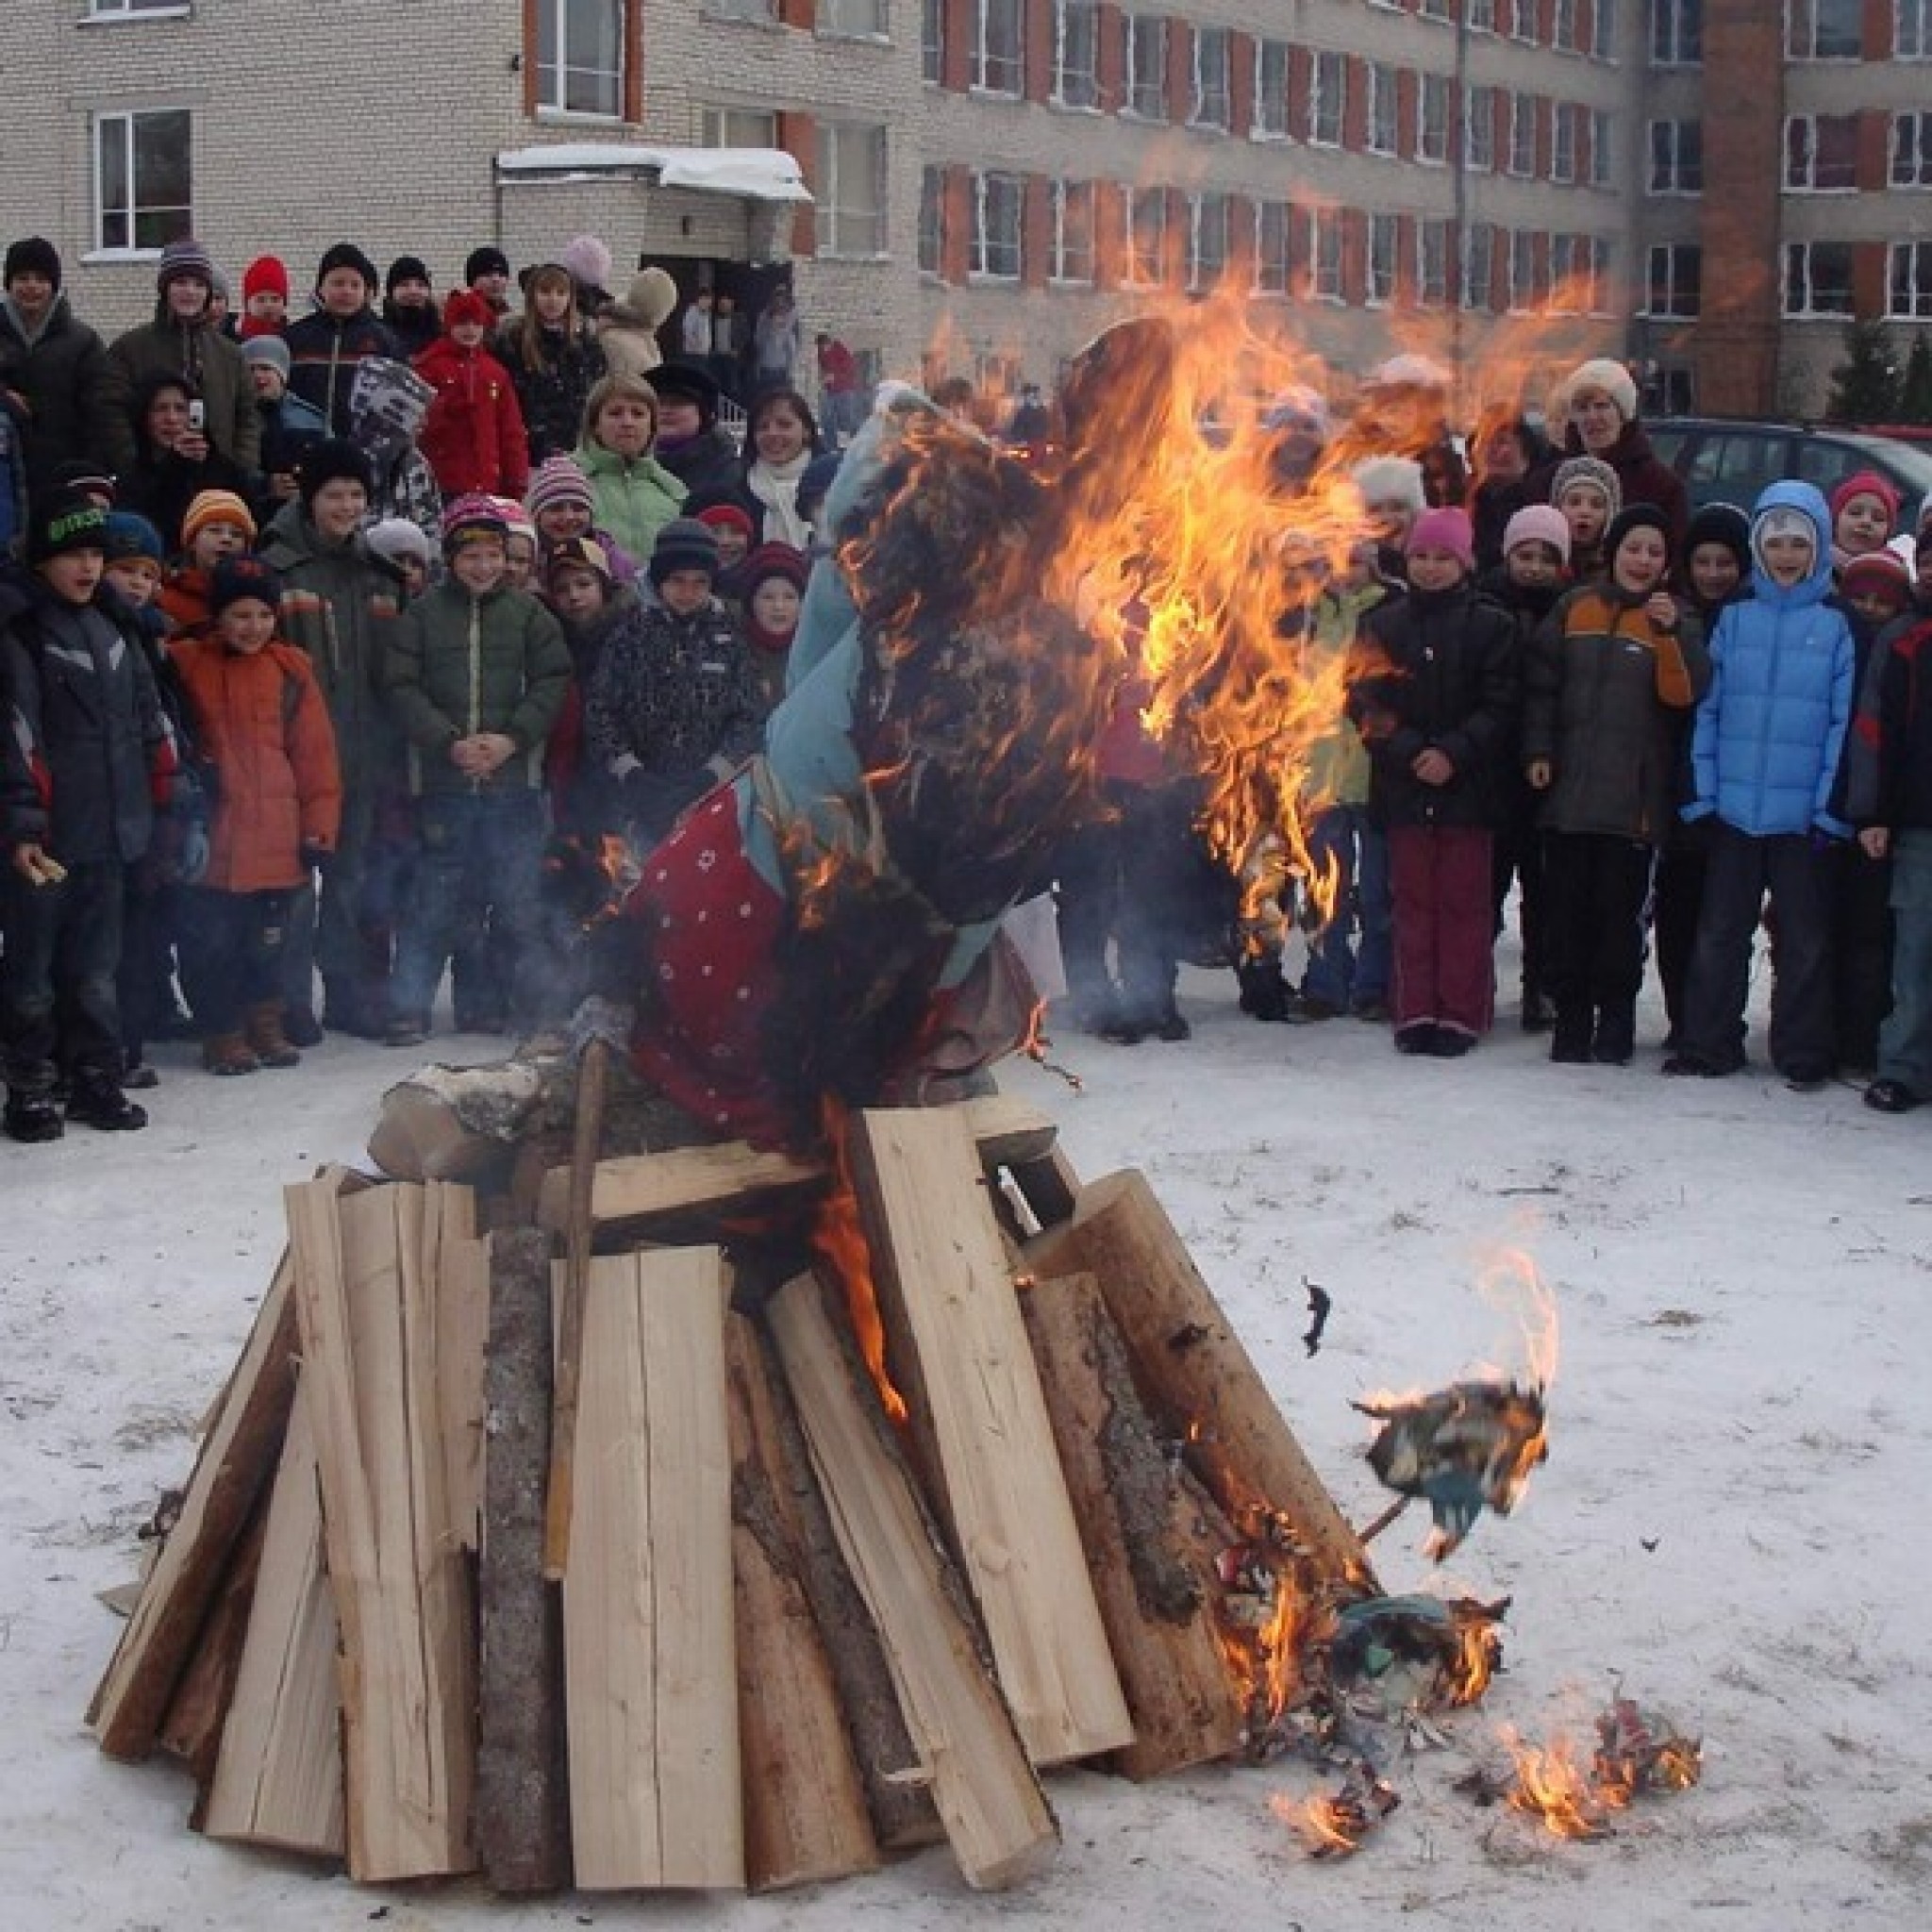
[1,238,117,506]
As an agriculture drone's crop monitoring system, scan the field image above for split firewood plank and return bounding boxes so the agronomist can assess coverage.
[745,1311,941,1853]
[767,1273,1057,1892]
[287,1178,476,1881]
[1019,1272,1244,1780]
[202,1386,346,1857]
[476,1227,570,1894]
[90,1251,300,1759]
[428,1182,489,1552]
[1027,1170,1371,1587]
[366,1058,545,1183]
[849,1107,1134,1768]
[561,1248,741,1890]
[723,1313,880,1891]
[534,1091,1058,1235]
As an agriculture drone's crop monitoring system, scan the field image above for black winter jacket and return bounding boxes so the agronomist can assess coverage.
[1349,582,1521,831]
[283,309,400,436]
[0,295,116,498]
[0,570,179,863]
[1866,615,1932,832]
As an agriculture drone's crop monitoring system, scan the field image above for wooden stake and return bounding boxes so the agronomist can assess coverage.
[767,1273,1058,1892]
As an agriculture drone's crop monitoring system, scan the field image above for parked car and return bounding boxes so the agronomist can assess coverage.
[1646,418,1932,534]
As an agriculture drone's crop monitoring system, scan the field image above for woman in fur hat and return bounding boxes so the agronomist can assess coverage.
[1531,356,1687,550]
[596,266,678,381]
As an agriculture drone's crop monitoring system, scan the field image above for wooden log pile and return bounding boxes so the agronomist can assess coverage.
[90,1084,1374,1897]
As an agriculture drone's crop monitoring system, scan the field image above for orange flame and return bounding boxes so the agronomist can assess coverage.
[810,1100,908,1426]
[1503,1730,1612,1840]
[1271,1790,1365,1859]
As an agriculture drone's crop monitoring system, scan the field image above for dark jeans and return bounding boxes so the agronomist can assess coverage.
[281,801,395,1021]
[1654,821,1712,1042]
[177,887,291,1034]
[116,867,179,1062]
[1684,823,1836,1078]
[1877,830,1932,1097]
[1302,804,1391,1008]
[1540,830,1656,1024]
[1,858,125,1092]
[1832,843,1893,1073]
[1491,776,1549,997]
[391,790,546,1025]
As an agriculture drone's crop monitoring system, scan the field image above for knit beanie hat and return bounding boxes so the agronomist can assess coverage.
[1685,503,1752,573]
[1564,357,1640,423]
[693,502,755,544]
[441,491,510,558]
[1502,504,1573,565]
[45,458,117,506]
[181,489,258,552]
[365,516,432,572]
[386,255,432,296]
[297,437,375,506]
[242,255,289,302]
[1406,507,1475,571]
[242,334,291,380]
[1842,550,1912,606]
[525,455,595,520]
[1828,468,1902,530]
[102,511,165,567]
[465,244,511,284]
[1369,353,1452,393]
[4,236,62,291]
[208,554,281,618]
[316,242,378,292]
[558,233,614,297]
[156,237,216,291]
[1605,503,1672,569]
[488,495,537,547]
[442,288,493,333]
[544,535,613,586]
[647,517,720,586]
[31,496,109,563]
[741,542,809,652]
[1551,454,1622,515]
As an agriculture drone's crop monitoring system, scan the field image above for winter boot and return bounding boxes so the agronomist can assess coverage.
[245,1002,303,1069]
[1549,1003,1594,1064]
[283,1004,324,1048]
[321,975,384,1040]
[385,1011,430,1049]
[4,1088,65,1143]
[202,1031,260,1076]
[1236,956,1292,1022]
[1591,1003,1636,1066]
[66,1074,148,1131]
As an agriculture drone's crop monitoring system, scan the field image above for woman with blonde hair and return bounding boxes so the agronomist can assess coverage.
[574,371,687,561]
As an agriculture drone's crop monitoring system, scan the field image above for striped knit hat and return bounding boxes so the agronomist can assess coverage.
[181,490,258,553]
[525,456,594,520]
[157,237,217,291]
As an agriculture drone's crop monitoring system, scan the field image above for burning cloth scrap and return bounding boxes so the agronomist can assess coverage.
[1356,1378,1549,1557]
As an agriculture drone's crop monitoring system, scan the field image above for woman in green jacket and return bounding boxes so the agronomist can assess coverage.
[574,372,687,565]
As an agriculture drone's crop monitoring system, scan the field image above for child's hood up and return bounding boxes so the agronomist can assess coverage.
[1748,478,1835,606]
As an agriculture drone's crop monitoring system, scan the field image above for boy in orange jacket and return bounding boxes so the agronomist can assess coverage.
[170,555,341,1073]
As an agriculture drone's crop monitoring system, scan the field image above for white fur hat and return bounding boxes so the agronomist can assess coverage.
[1565,357,1640,423]
[1351,454,1427,511]
[558,232,614,294]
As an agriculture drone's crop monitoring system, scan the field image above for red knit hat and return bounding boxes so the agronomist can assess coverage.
[1829,468,1901,530]
[741,541,809,652]
[694,502,755,543]
[242,255,290,302]
[443,288,493,333]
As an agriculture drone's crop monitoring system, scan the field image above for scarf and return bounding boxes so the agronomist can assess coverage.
[745,450,811,549]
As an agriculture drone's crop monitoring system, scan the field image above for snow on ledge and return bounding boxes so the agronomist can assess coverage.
[494,143,813,204]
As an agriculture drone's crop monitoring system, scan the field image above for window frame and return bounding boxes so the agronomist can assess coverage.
[815,120,889,258]
[1124,184,1168,287]
[1309,48,1346,149]
[1416,215,1451,306]
[1188,191,1230,290]
[1124,14,1168,122]
[1507,92,1536,177]
[1051,176,1096,285]
[971,0,1025,97]
[1591,108,1614,185]
[1253,39,1291,140]
[1461,221,1495,311]
[1365,61,1399,158]
[1651,0,1703,66]
[1784,113,1859,192]
[1309,205,1343,302]
[83,0,192,18]
[1785,0,1862,60]
[969,169,1024,281]
[1507,228,1540,312]
[922,0,943,82]
[1648,118,1704,194]
[1366,212,1399,307]
[1052,0,1101,109]
[1254,200,1294,296]
[1417,71,1450,164]
[1890,240,1932,318]
[817,0,887,38]
[1190,25,1231,130]
[91,105,192,257]
[1893,110,1932,188]
[534,0,628,121]
[1900,0,1932,58]
[1552,101,1578,183]
[1783,239,1856,316]
[1464,83,1495,171]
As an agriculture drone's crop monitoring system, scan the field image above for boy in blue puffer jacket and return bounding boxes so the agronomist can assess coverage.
[1667,481,1855,1087]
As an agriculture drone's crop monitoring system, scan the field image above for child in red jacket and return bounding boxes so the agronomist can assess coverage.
[415,290,530,501]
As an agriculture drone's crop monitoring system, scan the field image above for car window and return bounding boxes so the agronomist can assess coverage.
[1794,438,1861,496]
[1698,431,1788,504]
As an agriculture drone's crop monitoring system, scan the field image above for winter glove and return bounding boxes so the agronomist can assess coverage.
[300,841,334,875]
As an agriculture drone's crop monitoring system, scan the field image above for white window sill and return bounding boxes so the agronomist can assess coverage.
[1050,96,1104,116]
[968,86,1024,105]
[1048,275,1095,291]
[817,31,891,46]
[820,250,891,263]
[967,272,1022,288]
[534,107,625,126]
[1250,127,1291,144]
[1186,119,1230,137]
[78,6,192,25]
[81,246,163,264]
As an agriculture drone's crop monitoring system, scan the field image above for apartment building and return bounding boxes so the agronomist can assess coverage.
[8,1,1819,417]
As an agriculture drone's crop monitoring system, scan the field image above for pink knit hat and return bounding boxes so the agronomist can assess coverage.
[1406,506,1475,570]
[1503,503,1573,565]
[524,456,594,519]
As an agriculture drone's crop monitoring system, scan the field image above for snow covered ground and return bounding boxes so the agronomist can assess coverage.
[5,947,1930,1930]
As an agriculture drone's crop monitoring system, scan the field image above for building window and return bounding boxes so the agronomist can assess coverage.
[1549,234,1581,310]
[93,108,191,253]
[1553,102,1578,182]
[1461,222,1495,310]
[1591,0,1618,56]
[1507,229,1540,311]
[1417,73,1449,163]
[1784,240,1855,315]
[1310,208,1343,301]
[1366,62,1398,156]
[704,0,775,16]
[1894,111,1932,187]
[1125,186,1167,284]
[923,0,943,81]
[1054,0,1100,108]
[1367,213,1399,306]
[1191,26,1231,129]
[1254,40,1291,139]
[1901,1,1932,58]
[917,166,943,275]
[1508,0,1538,41]
[1785,115,1858,192]
[1467,0,1495,28]
[973,0,1024,95]
[1417,217,1450,306]
[1586,236,1610,312]
[816,122,887,256]
[1645,243,1700,316]
[1464,85,1495,170]
[1785,0,1861,58]
[1420,0,1453,19]
[1254,201,1293,294]
[1507,93,1536,176]
[1188,192,1229,288]
[1651,0,1702,64]
[819,0,886,35]
[1649,119,1703,192]
[1124,15,1168,120]
[1052,178,1095,283]
[85,0,187,14]
[1554,0,1579,48]
[700,105,778,146]
[1310,49,1346,148]
[1890,241,1932,317]
[1591,108,1614,184]
[970,171,1024,278]
[536,0,625,118]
